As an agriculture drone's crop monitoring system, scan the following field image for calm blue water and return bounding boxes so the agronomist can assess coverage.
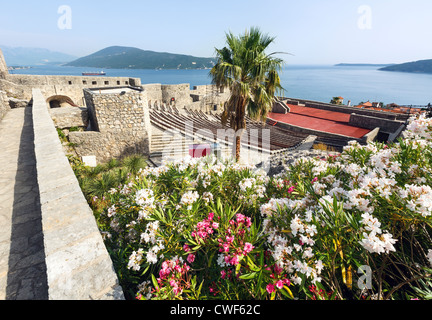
[9,64,432,106]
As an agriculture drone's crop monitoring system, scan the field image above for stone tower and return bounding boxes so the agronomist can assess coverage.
[0,48,9,79]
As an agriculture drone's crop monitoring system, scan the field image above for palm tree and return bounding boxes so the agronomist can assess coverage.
[210,27,285,162]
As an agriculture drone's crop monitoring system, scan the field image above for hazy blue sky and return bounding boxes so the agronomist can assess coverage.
[0,0,431,65]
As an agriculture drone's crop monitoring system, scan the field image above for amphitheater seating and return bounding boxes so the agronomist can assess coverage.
[149,107,311,153]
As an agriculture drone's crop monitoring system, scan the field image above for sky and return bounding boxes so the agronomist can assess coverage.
[0,0,431,65]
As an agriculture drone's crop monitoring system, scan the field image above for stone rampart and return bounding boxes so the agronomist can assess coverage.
[0,48,8,79]
[69,88,150,163]
[143,83,230,113]
[162,83,193,108]
[1,74,142,106]
[0,90,9,120]
[348,113,405,133]
[31,88,124,300]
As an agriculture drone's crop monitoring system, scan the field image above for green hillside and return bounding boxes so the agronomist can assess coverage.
[379,59,432,74]
[65,46,216,70]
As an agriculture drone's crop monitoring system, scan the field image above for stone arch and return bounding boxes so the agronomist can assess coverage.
[46,95,78,108]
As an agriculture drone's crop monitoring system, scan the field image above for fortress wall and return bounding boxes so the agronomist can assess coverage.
[31,88,124,300]
[3,74,142,104]
[0,90,9,120]
[142,83,163,106]
[142,83,230,113]
[162,83,193,108]
[70,88,151,163]
[0,48,8,79]
[349,113,405,133]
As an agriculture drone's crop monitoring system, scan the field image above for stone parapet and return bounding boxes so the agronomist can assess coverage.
[0,90,9,120]
[31,88,124,300]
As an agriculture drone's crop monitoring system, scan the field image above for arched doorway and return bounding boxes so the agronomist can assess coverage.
[46,95,77,108]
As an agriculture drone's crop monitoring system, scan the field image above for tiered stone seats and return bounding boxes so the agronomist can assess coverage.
[149,107,310,152]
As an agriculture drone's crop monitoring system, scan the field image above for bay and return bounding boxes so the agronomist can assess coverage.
[9,64,432,106]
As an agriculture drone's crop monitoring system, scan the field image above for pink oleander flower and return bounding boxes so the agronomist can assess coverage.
[243,242,254,254]
[230,255,240,266]
[236,213,245,224]
[212,222,219,229]
[288,186,295,193]
[275,280,284,289]
[187,254,195,264]
[224,255,231,265]
[208,212,215,220]
[173,286,182,295]
[221,270,226,279]
[183,244,190,252]
[222,243,230,253]
[266,284,275,294]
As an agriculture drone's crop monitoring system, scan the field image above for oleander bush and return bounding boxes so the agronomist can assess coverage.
[78,115,432,300]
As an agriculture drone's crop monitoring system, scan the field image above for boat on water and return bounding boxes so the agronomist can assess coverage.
[82,71,106,76]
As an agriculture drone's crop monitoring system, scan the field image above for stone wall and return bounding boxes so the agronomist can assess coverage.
[348,113,405,134]
[143,84,164,107]
[142,83,230,114]
[0,90,9,120]
[31,88,124,300]
[0,48,8,79]
[2,74,142,105]
[70,88,151,163]
[161,83,193,108]
[49,106,89,129]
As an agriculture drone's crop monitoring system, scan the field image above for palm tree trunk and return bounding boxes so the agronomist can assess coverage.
[233,97,247,162]
[235,130,245,162]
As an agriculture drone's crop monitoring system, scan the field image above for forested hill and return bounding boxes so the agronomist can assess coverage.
[65,46,216,70]
[379,59,432,74]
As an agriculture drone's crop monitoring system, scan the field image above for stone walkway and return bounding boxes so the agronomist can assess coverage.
[0,107,48,300]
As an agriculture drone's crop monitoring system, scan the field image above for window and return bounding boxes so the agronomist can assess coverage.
[125,81,129,85]
[83,80,87,85]
[68,81,72,85]
[104,81,109,85]
[117,81,121,85]
[92,81,97,85]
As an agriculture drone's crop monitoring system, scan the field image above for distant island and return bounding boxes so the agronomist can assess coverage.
[335,63,394,67]
[65,46,216,70]
[379,59,432,74]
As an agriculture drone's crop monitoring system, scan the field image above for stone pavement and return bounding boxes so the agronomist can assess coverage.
[0,106,48,300]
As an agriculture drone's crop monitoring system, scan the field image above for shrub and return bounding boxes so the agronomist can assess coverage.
[87,115,432,300]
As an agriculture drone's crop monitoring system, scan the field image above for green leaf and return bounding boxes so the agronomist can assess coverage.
[239,272,257,280]
[151,274,159,290]
[141,265,150,276]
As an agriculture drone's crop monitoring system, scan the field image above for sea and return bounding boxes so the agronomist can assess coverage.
[9,64,432,106]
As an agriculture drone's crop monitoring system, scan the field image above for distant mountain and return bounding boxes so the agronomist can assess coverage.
[335,63,394,67]
[380,59,432,74]
[0,45,77,66]
[65,46,216,70]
